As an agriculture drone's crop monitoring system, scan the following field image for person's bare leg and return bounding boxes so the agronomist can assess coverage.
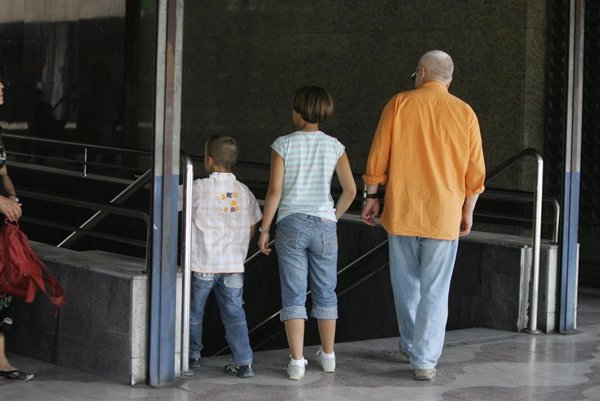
[317,319,336,354]
[285,319,305,359]
[0,332,16,371]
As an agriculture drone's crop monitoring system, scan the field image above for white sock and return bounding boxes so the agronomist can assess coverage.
[290,357,307,366]
[320,350,335,359]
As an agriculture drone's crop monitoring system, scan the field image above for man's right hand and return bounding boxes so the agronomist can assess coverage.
[360,198,380,226]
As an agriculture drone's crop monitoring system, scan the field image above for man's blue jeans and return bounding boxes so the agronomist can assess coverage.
[275,213,339,321]
[388,235,458,369]
[189,272,253,366]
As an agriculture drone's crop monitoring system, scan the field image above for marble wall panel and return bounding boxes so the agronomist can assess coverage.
[0,0,551,194]
[180,0,547,189]
[0,0,552,188]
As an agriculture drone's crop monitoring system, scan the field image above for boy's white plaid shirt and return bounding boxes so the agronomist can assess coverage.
[179,172,262,273]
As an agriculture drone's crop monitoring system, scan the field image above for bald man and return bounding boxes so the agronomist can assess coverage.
[361,50,486,380]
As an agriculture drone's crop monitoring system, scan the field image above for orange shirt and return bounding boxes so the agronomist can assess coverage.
[363,81,486,240]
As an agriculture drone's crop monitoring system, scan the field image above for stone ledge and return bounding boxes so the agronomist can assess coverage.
[32,243,147,278]
[461,230,555,248]
[6,242,176,385]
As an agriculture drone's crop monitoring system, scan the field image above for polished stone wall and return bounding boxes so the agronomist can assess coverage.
[0,1,548,184]
[180,0,548,189]
[0,0,128,156]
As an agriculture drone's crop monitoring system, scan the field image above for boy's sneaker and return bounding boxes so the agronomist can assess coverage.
[223,363,255,378]
[0,369,34,381]
[287,358,308,381]
[189,358,202,369]
[315,349,336,372]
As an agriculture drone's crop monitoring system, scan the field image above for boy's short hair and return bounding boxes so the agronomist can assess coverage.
[205,135,239,170]
[293,85,334,124]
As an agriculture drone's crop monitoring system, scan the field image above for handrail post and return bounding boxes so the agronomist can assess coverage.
[525,153,544,334]
[180,153,193,373]
[82,148,88,177]
[552,199,561,244]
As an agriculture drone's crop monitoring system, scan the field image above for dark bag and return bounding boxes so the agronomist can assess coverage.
[0,219,65,306]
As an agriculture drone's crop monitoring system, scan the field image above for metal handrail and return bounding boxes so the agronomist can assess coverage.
[485,148,541,183]
[57,169,153,248]
[2,132,152,177]
[22,216,148,248]
[18,188,151,251]
[480,188,560,243]
[483,148,545,334]
[18,189,150,224]
[1,133,156,257]
[2,132,151,156]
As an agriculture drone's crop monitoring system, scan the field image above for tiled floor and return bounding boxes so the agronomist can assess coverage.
[2,287,599,401]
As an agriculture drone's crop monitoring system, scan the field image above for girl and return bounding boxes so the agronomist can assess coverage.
[258,86,356,380]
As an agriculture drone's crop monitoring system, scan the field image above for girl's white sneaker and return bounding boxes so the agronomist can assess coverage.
[316,349,336,372]
[287,357,308,380]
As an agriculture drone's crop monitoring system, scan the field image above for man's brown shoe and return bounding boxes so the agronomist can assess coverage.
[398,349,411,363]
[414,368,436,380]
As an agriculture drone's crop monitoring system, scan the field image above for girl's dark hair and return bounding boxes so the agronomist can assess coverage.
[293,85,334,123]
[205,135,239,169]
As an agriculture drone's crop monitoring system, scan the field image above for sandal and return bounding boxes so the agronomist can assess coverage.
[0,369,34,381]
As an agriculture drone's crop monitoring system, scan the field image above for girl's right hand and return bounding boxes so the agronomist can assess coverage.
[258,231,272,255]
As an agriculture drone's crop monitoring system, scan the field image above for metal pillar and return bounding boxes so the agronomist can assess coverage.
[149,0,184,386]
[559,0,584,333]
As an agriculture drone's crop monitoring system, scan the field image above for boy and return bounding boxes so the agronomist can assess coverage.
[180,135,262,378]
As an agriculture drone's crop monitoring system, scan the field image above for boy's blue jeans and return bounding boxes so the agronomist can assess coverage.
[388,235,458,369]
[189,272,253,366]
[275,213,338,321]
